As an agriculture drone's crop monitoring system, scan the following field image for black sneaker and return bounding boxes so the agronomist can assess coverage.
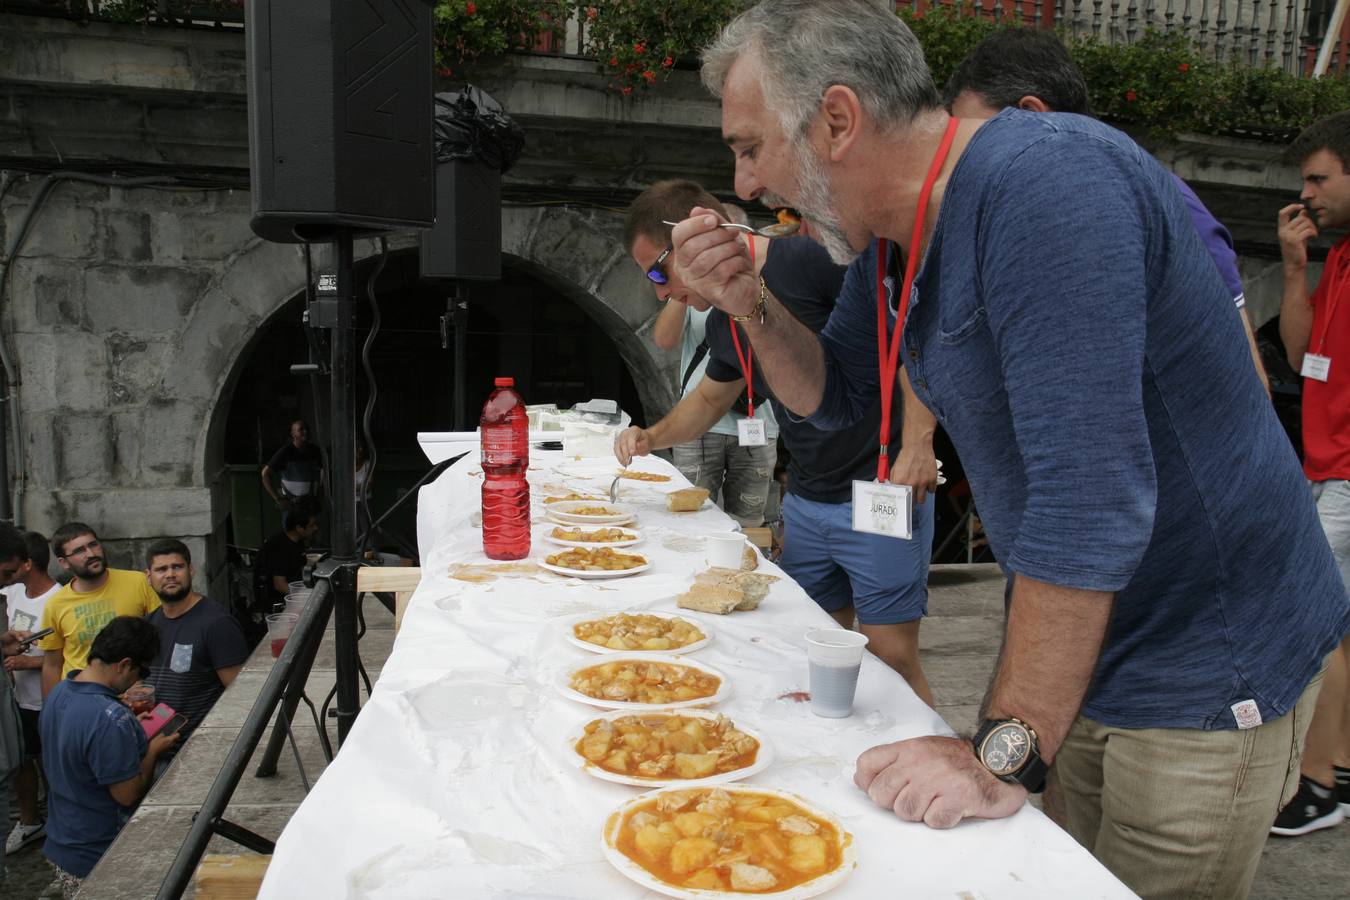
[1335,766,1350,814]
[1271,776,1344,836]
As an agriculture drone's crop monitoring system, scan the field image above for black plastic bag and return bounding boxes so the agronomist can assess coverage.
[433,87,524,173]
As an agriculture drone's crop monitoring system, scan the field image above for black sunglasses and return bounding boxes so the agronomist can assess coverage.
[645,244,674,286]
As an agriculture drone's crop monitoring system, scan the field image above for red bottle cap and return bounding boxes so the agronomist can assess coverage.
[494,377,514,387]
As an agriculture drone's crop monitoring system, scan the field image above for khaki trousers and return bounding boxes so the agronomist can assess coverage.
[1055,660,1327,900]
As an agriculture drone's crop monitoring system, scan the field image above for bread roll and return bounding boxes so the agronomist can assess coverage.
[667,487,710,512]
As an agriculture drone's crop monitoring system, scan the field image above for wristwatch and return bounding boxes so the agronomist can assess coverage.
[972,717,1048,793]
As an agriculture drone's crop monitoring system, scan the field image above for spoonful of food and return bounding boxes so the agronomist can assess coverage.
[662,207,801,239]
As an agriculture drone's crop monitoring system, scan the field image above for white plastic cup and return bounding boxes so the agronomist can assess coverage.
[706,533,746,570]
[805,628,869,718]
[267,613,299,659]
[283,592,309,619]
[288,580,308,595]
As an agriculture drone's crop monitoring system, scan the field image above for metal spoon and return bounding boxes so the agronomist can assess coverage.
[661,218,800,239]
[608,472,622,504]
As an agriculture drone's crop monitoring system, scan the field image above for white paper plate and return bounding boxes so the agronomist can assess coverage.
[556,654,732,711]
[565,708,773,787]
[544,526,643,549]
[539,552,651,580]
[563,610,714,655]
[601,784,858,900]
[545,500,636,526]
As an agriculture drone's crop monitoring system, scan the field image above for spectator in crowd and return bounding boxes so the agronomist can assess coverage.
[1274,108,1350,836]
[144,540,249,775]
[616,180,939,703]
[40,616,178,896]
[645,191,779,527]
[943,27,1269,394]
[0,629,24,884]
[0,527,59,855]
[38,523,160,698]
[250,502,320,644]
[261,419,324,511]
[693,3,1348,897]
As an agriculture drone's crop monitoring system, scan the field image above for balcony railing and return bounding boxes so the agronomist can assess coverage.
[902,0,1350,75]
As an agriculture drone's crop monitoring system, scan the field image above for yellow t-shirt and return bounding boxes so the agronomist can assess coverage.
[38,569,161,675]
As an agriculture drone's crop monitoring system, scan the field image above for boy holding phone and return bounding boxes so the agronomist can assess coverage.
[39,616,179,897]
[0,528,59,855]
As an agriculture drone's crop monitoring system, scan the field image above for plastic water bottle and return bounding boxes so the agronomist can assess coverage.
[480,376,531,559]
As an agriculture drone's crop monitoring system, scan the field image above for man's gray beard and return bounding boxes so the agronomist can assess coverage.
[795,145,860,266]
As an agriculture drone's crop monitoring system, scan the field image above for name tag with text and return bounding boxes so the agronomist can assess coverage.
[1302,353,1332,382]
[852,480,913,539]
[737,418,767,447]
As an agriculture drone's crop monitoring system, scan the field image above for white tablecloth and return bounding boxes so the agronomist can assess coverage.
[258,451,1134,899]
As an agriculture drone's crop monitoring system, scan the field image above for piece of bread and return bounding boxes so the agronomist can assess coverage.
[693,569,779,611]
[741,544,760,571]
[667,487,710,512]
[676,583,741,615]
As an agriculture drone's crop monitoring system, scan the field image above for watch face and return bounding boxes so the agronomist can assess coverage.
[979,722,1031,777]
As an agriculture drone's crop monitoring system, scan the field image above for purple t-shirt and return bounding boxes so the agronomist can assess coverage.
[1173,175,1245,307]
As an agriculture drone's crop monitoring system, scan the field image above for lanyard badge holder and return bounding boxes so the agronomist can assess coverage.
[852,117,959,541]
[734,237,766,447]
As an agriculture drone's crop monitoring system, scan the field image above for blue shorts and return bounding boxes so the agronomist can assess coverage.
[780,491,933,624]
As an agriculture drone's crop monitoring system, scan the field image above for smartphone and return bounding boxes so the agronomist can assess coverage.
[15,627,53,650]
[158,713,188,739]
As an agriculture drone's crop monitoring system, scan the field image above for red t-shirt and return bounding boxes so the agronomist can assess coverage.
[1301,235,1350,481]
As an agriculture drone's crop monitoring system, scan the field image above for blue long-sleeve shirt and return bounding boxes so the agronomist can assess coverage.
[811,109,1348,729]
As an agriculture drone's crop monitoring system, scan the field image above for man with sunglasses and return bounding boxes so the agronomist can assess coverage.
[37,522,160,699]
[618,180,941,702]
[642,184,778,527]
[40,616,178,896]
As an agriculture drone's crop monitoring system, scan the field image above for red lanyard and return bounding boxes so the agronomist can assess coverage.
[876,117,960,482]
[730,236,757,417]
[1314,242,1350,355]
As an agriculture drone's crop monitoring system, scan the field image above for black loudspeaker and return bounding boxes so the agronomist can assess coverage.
[420,159,502,281]
[246,0,435,244]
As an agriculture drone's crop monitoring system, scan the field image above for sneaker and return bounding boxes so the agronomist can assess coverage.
[4,820,45,854]
[1335,766,1350,814]
[1271,777,1344,836]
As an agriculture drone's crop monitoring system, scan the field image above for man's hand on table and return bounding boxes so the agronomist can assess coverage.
[888,444,939,504]
[854,735,1026,829]
[614,427,652,466]
[671,208,759,318]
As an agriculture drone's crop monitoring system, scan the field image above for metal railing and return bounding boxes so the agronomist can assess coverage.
[904,0,1350,74]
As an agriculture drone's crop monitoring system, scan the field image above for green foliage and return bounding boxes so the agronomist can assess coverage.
[92,0,241,22]
[576,0,751,94]
[898,3,1005,92]
[433,0,569,75]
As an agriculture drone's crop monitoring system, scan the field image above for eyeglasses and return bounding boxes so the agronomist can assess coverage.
[645,244,674,286]
[60,538,101,559]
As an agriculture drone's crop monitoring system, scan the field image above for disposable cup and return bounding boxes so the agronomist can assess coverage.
[267,613,299,659]
[288,580,308,595]
[705,533,746,570]
[805,628,869,718]
[125,682,156,715]
[284,592,310,619]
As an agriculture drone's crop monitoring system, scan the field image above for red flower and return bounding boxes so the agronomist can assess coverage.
[436,66,453,78]
[633,42,646,54]
[586,6,597,19]
[662,56,674,68]
[1125,89,1137,102]
[465,1,476,13]
[1177,62,1190,73]
[643,69,656,83]
[622,86,633,95]
[608,56,619,67]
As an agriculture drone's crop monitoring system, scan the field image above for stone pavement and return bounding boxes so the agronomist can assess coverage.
[3,565,1345,897]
